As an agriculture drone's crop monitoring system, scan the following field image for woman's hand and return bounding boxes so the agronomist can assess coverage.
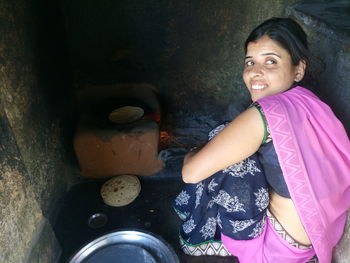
[182,107,265,184]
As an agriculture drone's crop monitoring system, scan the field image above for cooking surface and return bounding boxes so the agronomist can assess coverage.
[54,150,238,263]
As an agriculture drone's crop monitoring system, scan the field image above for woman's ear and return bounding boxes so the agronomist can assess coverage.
[294,60,306,82]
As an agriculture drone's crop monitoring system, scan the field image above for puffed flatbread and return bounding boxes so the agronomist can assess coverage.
[108,106,144,124]
[100,175,141,207]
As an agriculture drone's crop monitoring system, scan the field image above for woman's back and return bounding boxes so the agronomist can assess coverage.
[269,190,311,245]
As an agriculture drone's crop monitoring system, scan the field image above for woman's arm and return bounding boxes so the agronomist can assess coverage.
[182,107,265,183]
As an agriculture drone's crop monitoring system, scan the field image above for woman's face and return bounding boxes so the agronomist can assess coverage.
[243,35,305,102]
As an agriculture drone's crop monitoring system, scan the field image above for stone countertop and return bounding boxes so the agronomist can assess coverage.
[54,177,238,263]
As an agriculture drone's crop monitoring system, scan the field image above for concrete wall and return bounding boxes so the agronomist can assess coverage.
[287,0,350,133]
[62,0,296,127]
[0,105,43,262]
[0,0,75,262]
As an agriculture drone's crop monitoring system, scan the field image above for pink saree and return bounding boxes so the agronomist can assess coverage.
[222,86,350,263]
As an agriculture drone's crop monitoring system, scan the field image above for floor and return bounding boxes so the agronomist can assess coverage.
[54,148,238,263]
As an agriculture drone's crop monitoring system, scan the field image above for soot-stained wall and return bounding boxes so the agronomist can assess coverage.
[288,1,350,133]
[0,0,75,261]
[62,0,296,126]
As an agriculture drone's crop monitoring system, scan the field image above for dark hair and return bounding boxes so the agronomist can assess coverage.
[244,17,309,67]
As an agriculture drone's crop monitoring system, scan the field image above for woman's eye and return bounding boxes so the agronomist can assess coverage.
[245,61,254,66]
[266,59,276,65]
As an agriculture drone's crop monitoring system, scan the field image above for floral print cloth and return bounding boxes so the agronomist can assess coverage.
[173,122,269,249]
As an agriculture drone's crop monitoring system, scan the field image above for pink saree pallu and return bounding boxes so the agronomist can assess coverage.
[222,86,350,263]
[221,213,316,263]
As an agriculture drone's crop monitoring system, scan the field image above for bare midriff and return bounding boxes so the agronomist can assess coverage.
[269,190,312,245]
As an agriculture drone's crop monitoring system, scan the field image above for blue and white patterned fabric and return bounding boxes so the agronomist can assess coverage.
[173,122,269,247]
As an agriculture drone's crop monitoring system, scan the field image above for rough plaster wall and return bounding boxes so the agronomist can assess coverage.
[25,218,62,263]
[286,2,350,262]
[157,0,298,120]
[0,110,60,263]
[0,1,74,215]
[287,7,350,133]
[0,0,74,216]
[0,0,74,262]
[0,107,43,262]
[63,0,297,125]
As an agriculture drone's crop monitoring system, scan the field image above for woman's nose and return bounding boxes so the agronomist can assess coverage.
[250,64,264,77]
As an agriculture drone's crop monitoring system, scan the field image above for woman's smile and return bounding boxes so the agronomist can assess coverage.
[251,84,266,90]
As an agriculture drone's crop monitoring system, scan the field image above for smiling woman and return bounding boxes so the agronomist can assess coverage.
[173,17,350,263]
[243,35,305,102]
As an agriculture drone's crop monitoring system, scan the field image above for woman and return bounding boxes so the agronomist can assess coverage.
[173,17,350,263]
